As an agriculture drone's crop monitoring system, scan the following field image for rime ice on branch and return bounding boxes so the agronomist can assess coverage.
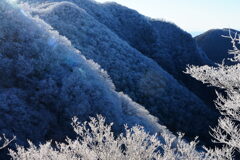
[186,30,240,159]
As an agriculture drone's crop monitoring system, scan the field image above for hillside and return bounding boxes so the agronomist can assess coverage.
[195,29,240,65]
[0,0,239,159]
[21,0,219,142]
[0,0,225,158]
[0,1,171,157]
[61,0,216,106]
[30,0,218,109]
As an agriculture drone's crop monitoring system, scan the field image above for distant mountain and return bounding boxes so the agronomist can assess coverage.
[195,29,240,65]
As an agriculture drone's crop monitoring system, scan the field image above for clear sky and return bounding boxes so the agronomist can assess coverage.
[95,0,240,35]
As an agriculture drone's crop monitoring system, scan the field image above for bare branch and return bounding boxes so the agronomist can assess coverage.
[222,29,240,62]
[0,134,15,150]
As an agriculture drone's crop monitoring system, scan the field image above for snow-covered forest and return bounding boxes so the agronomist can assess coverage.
[0,0,239,159]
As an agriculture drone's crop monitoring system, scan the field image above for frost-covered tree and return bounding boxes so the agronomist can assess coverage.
[195,29,240,65]
[0,135,15,150]
[8,115,204,160]
[186,31,240,159]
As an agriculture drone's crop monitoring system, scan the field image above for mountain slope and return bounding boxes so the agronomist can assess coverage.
[21,0,218,143]
[26,0,218,110]
[0,0,169,153]
[100,1,217,108]
[195,29,240,65]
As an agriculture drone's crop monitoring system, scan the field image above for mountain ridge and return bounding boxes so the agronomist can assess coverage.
[22,0,219,143]
[195,28,240,65]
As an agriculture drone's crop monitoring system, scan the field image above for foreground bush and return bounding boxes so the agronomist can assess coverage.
[0,115,203,160]
[0,112,237,159]
[186,31,240,159]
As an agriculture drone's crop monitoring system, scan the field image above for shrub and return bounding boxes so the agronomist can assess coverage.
[8,115,204,160]
[186,31,240,159]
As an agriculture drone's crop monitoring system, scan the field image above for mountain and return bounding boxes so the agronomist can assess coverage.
[98,1,220,112]
[64,0,216,106]
[21,0,218,143]
[195,29,240,65]
[21,0,212,77]
[28,0,218,109]
[0,1,171,157]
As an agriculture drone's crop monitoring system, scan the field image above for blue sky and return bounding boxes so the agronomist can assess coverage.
[95,0,240,35]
